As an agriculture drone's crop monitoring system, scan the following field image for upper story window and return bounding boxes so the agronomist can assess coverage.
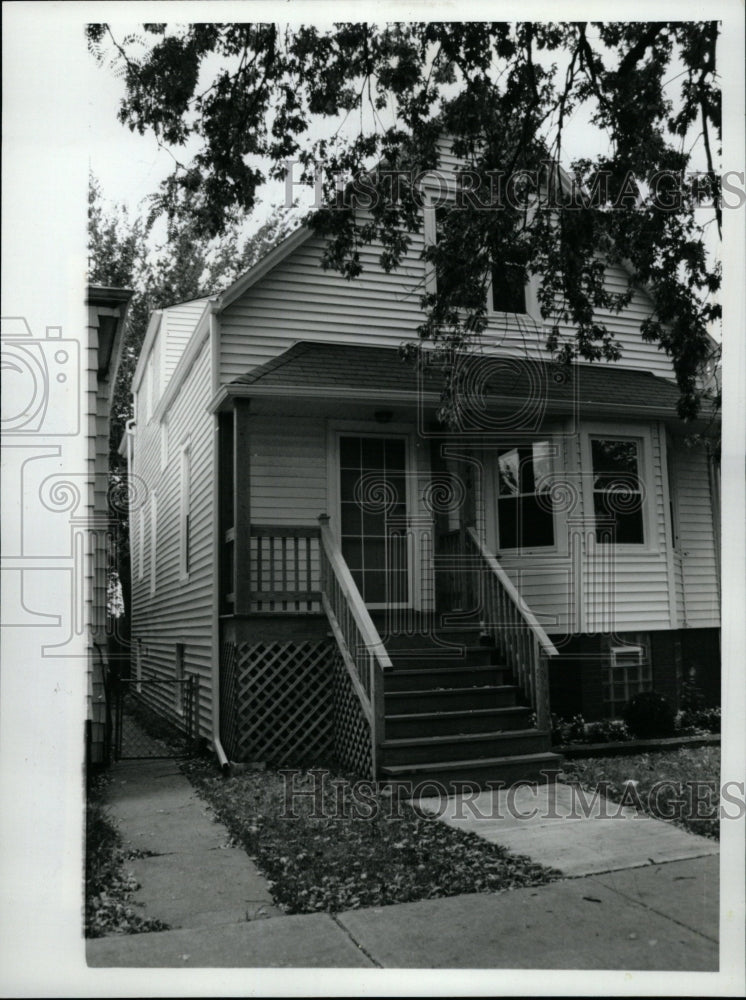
[430,204,529,316]
[490,261,527,314]
[591,437,644,544]
[496,441,554,549]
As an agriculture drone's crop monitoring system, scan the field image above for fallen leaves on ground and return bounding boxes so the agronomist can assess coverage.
[184,762,561,915]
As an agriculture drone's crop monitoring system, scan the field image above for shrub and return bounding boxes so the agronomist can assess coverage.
[622,690,676,738]
[676,705,721,734]
[584,719,632,743]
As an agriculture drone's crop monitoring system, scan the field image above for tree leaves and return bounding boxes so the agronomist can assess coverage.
[87,21,722,421]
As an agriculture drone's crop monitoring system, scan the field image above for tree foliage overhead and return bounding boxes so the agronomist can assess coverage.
[87,21,721,419]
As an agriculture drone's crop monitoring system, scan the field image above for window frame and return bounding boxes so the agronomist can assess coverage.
[423,199,537,321]
[491,438,561,555]
[581,423,657,553]
[602,637,653,718]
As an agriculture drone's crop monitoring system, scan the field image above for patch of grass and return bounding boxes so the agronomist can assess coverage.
[85,776,170,938]
[185,762,561,914]
[560,746,720,840]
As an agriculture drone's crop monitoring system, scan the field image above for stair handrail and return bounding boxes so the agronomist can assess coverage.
[466,526,557,729]
[318,514,392,776]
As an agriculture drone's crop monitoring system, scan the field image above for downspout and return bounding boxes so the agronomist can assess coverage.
[209,310,231,774]
[705,439,721,608]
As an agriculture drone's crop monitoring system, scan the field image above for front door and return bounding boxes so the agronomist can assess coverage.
[338,434,410,608]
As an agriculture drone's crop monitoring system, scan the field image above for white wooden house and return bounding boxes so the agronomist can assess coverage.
[85,285,132,764]
[125,166,720,784]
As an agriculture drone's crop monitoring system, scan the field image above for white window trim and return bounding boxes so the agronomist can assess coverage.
[490,435,565,557]
[179,439,192,582]
[326,420,418,610]
[422,198,540,324]
[580,422,658,553]
[149,490,158,595]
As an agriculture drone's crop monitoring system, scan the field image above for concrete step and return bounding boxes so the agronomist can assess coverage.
[384,663,513,692]
[385,684,520,714]
[385,705,534,739]
[381,728,552,766]
[379,751,564,793]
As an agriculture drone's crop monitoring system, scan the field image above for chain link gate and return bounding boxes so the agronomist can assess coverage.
[110,675,200,761]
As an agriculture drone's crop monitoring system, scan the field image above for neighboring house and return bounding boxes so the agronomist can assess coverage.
[125,167,720,785]
[85,284,132,764]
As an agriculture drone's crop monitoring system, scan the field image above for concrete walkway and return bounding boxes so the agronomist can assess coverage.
[100,759,281,929]
[417,783,719,876]
[87,761,719,969]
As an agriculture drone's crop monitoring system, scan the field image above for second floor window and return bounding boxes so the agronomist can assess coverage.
[491,261,526,314]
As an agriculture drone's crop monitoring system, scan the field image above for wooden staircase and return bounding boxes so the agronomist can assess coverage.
[375,624,562,790]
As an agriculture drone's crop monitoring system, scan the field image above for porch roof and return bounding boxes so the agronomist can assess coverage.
[225,341,686,418]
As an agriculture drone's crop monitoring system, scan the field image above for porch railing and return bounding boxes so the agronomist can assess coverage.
[225,524,322,612]
[318,514,392,775]
[465,526,557,730]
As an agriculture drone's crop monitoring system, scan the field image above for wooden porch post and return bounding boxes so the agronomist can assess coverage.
[233,398,252,615]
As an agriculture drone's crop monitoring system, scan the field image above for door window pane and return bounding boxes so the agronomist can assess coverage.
[338,435,409,604]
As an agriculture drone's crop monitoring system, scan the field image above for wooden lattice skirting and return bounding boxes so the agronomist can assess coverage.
[332,648,373,779]
[219,637,374,776]
[228,639,335,764]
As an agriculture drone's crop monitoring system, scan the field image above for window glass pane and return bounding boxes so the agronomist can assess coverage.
[593,493,644,544]
[340,467,361,498]
[362,506,386,535]
[532,441,553,491]
[384,438,406,470]
[498,449,520,496]
[363,537,386,571]
[592,439,639,475]
[361,436,384,469]
[340,502,361,536]
[386,474,406,504]
[363,571,386,603]
[339,436,360,468]
[497,496,518,549]
[520,497,554,547]
[492,262,526,314]
[341,538,363,569]
[612,508,645,545]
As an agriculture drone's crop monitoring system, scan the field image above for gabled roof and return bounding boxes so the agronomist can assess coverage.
[226,341,683,417]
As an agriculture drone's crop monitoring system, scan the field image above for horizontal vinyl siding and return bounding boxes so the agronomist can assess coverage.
[672,440,720,626]
[131,340,214,738]
[163,298,209,384]
[220,147,675,385]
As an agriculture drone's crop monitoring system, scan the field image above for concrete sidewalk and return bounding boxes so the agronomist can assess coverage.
[100,759,281,928]
[87,854,718,968]
[87,759,719,969]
